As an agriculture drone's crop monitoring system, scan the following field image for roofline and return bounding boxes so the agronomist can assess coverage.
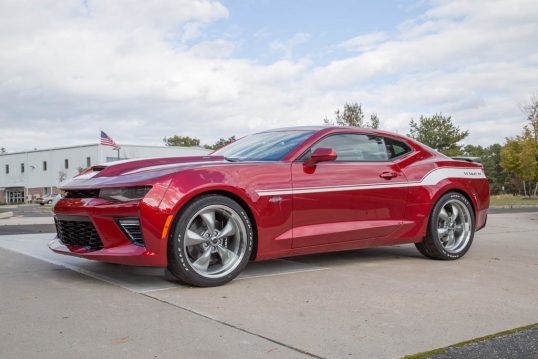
[0,143,208,156]
[0,144,99,156]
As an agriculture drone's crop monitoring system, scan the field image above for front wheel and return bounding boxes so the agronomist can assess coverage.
[416,192,475,260]
[167,195,254,287]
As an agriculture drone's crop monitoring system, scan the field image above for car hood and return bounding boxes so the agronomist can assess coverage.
[61,155,228,189]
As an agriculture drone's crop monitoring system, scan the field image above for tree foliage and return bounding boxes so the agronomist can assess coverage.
[324,103,380,129]
[463,144,512,194]
[163,135,200,147]
[204,136,236,151]
[500,99,538,196]
[408,113,469,156]
[0,147,6,153]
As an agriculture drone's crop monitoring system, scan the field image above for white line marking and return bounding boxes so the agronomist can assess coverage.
[257,167,485,196]
[236,267,329,280]
[0,234,327,293]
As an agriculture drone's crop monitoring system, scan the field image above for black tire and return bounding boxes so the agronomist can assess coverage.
[415,191,475,260]
[167,194,254,287]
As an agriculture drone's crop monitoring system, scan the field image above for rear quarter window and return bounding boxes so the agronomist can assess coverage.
[383,137,413,159]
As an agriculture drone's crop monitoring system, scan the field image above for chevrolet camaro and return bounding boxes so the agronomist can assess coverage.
[50,126,489,287]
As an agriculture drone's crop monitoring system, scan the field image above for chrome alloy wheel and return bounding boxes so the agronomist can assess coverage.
[436,199,472,254]
[182,204,248,278]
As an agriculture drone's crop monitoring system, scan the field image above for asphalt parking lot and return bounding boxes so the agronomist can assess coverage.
[0,212,537,358]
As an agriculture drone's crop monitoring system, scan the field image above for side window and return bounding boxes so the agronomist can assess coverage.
[300,134,389,162]
[383,137,412,159]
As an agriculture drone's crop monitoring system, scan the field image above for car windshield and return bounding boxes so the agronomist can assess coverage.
[212,130,314,161]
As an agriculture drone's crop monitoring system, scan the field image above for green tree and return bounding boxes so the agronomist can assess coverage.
[463,144,512,194]
[163,135,200,147]
[523,98,538,142]
[408,113,469,156]
[204,136,236,151]
[324,103,380,129]
[500,99,538,196]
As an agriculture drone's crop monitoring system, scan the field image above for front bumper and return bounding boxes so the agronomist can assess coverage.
[50,193,172,267]
[48,238,160,266]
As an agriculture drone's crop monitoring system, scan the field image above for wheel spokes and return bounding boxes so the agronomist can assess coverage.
[183,204,247,278]
[217,245,236,266]
[439,207,449,222]
[215,219,236,239]
[446,231,456,247]
[451,204,459,221]
[185,230,208,247]
[192,247,212,271]
[200,210,216,234]
[437,227,449,238]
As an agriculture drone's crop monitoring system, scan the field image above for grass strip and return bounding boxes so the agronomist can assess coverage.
[404,323,538,359]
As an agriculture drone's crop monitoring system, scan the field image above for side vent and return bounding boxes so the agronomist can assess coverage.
[117,218,144,246]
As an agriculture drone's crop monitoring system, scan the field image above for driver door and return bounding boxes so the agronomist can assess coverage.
[291,133,409,248]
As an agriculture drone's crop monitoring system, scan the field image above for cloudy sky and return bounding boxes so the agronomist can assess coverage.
[1,0,537,151]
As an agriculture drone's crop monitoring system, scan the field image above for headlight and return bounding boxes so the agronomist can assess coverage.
[99,186,152,202]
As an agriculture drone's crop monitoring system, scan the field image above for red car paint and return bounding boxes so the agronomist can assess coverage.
[50,127,489,266]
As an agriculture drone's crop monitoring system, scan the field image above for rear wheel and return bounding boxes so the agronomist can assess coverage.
[416,192,475,260]
[167,195,254,287]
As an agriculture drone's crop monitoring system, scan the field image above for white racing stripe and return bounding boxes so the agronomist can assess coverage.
[257,167,485,196]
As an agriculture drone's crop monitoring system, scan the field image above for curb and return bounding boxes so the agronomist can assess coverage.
[489,204,538,209]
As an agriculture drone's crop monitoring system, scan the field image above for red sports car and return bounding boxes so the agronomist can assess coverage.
[51,127,489,287]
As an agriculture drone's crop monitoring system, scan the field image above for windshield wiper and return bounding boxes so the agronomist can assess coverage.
[224,157,241,162]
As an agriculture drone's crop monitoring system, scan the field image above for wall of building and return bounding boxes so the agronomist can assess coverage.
[0,144,210,204]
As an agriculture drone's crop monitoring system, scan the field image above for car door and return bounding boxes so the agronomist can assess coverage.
[291,133,409,248]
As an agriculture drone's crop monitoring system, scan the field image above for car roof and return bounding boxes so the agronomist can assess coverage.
[260,125,404,138]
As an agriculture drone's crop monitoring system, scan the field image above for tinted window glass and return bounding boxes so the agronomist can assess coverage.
[383,137,412,159]
[300,134,389,161]
[213,130,314,161]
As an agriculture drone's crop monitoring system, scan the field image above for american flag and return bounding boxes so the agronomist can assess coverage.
[100,131,119,148]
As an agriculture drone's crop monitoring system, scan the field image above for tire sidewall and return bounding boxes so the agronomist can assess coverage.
[428,192,475,259]
[168,195,254,287]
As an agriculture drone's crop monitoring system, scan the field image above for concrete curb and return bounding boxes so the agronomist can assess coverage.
[0,216,54,226]
[489,204,538,209]
[0,211,14,219]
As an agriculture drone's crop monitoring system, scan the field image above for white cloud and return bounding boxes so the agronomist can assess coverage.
[337,31,388,52]
[0,0,537,152]
[269,32,310,59]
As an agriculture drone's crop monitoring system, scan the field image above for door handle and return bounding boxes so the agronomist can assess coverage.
[379,171,398,179]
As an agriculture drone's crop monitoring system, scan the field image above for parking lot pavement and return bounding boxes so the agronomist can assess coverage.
[1,212,537,358]
[0,250,310,359]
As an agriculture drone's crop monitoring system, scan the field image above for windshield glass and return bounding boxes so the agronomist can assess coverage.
[212,130,314,161]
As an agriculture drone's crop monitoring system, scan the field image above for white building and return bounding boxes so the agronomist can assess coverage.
[0,144,210,204]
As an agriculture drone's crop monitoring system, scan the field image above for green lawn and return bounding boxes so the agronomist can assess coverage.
[490,195,538,206]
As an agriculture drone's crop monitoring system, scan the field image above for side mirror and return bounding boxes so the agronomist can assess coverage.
[304,147,337,167]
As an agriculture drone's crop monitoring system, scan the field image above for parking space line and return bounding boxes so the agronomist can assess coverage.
[0,233,327,293]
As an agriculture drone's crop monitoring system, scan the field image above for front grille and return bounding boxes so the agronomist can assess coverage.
[55,216,103,251]
[117,218,144,246]
[64,189,99,198]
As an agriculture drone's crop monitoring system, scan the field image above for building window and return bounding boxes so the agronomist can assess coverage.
[64,159,69,169]
[86,157,91,167]
[43,161,47,171]
[21,163,25,173]
[44,187,50,195]
[5,164,8,174]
